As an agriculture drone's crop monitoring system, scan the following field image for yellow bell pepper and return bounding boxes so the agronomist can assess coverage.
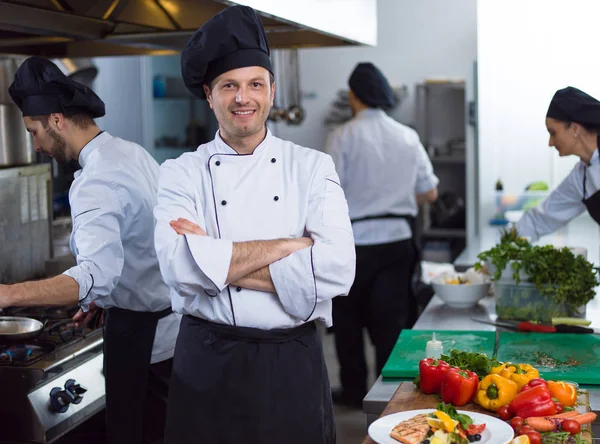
[490,362,539,389]
[474,374,519,412]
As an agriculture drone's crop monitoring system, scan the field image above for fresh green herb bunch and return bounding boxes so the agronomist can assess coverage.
[439,349,500,380]
[475,227,598,313]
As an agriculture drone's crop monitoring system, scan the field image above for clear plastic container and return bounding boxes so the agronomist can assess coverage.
[492,191,549,222]
[495,281,586,322]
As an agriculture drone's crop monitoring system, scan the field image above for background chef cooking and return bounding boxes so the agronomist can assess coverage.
[516,86,600,240]
[0,56,180,444]
[325,62,439,408]
[153,5,356,444]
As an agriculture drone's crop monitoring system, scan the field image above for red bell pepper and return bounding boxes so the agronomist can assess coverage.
[509,384,557,418]
[520,378,548,393]
[440,367,479,406]
[418,358,450,394]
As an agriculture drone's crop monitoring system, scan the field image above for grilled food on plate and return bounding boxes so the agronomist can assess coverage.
[389,413,430,444]
[390,409,485,444]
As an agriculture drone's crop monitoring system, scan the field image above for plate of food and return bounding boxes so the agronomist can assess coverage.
[367,408,514,444]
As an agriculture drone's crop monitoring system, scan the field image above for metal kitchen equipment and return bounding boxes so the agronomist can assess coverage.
[0,305,104,444]
[0,56,35,167]
[0,164,52,284]
[0,1,376,58]
[270,49,305,125]
[0,316,45,343]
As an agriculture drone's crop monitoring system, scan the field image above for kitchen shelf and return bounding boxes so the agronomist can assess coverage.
[422,228,466,238]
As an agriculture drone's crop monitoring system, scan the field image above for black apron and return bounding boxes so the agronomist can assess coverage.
[103,306,172,444]
[582,167,600,223]
[165,315,336,444]
[350,213,421,301]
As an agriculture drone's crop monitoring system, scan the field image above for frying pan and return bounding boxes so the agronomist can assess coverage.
[0,316,45,343]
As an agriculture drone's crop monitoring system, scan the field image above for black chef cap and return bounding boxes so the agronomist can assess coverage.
[546,86,600,127]
[348,62,395,108]
[8,56,105,118]
[181,5,272,100]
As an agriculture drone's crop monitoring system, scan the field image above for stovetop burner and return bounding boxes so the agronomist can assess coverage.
[0,306,100,367]
[0,343,53,364]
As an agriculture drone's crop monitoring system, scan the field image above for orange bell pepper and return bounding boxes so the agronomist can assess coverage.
[547,381,577,407]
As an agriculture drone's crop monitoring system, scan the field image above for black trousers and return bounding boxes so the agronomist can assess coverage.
[332,239,416,399]
[103,307,172,444]
[165,316,336,444]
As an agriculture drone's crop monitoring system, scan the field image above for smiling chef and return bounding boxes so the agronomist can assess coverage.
[153,5,356,444]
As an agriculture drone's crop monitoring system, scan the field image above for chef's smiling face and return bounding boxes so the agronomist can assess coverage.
[204,66,275,141]
[23,115,69,164]
[546,117,578,157]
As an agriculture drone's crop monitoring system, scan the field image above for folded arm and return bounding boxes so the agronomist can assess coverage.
[169,217,313,292]
[269,155,356,321]
[155,160,313,296]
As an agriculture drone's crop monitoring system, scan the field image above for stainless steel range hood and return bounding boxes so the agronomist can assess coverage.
[0,0,377,58]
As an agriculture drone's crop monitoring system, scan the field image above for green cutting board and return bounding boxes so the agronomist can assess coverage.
[497,332,600,385]
[381,330,497,379]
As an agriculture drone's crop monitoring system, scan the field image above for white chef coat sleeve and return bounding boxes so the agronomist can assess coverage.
[324,128,345,186]
[414,138,439,194]
[515,163,585,241]
[154,159,233,297]
[269,155,356,321]
[62,178,124,312]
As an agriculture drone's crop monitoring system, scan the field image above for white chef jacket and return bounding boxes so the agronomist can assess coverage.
[515,149,600,241]
[325,108,439,246]
[154,130,356,329]
[63,131,180,364]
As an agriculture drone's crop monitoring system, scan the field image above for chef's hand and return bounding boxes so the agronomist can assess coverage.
[170,218,207,236]
[73,301,104,329]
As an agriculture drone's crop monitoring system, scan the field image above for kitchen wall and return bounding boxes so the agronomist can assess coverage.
[93,56,152,153]
[477,0,600,227]
[271,0,478,153]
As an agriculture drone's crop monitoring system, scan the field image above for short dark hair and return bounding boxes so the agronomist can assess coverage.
[206,71,275,94]
[30,113,95,129]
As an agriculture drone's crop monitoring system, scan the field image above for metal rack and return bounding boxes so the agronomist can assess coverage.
[415,81,467,262]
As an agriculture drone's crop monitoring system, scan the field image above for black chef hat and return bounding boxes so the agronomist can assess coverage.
[8,56,105,118]
[348,62,396,109]
[546,86,600,126]
[181,5,272,100]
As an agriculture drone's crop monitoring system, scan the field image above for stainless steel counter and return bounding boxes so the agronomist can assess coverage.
[363,293,600,424]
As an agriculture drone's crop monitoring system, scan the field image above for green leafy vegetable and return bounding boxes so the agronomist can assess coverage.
[435,402,473,429]
[439,349,500,380]
[475,227,598,314]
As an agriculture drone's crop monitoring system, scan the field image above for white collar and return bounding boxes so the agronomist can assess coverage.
[78,131,111,168]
